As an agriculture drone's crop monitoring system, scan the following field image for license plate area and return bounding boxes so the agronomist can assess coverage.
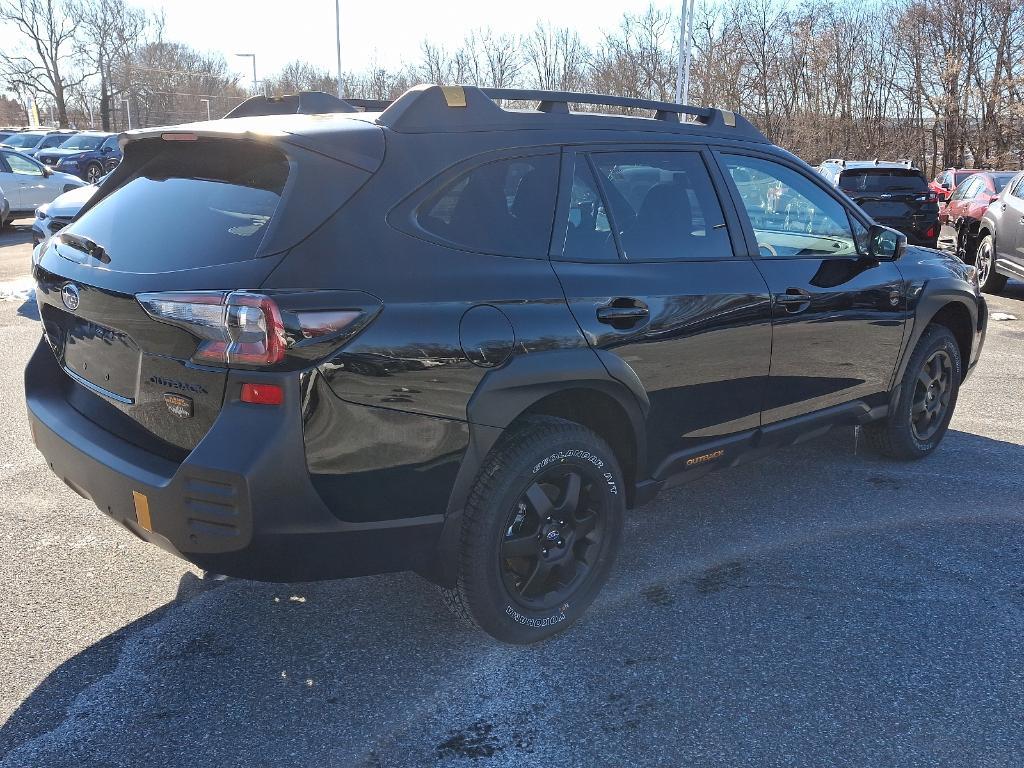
[63,318,141,402]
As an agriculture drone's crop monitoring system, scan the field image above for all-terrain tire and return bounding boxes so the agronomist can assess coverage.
[442,416,625,644]
[864,324,962,460]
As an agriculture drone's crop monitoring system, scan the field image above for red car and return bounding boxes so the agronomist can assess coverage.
[940,171,1019,259]
[930,168,981,202]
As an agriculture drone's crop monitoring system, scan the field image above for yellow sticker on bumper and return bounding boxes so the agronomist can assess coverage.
[132,491,153,532]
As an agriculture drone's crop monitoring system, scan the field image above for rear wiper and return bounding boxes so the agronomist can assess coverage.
[57,232,111,264]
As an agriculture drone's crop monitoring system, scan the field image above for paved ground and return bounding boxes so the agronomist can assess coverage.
[1,221,1023,766]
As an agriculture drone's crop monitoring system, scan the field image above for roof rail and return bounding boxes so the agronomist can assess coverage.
[344,98,394,113]
[376,84,766,141]
[224,91,359,119]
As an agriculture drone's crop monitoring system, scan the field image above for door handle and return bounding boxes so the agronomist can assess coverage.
[596,299,649,329]
[774,288,813,313]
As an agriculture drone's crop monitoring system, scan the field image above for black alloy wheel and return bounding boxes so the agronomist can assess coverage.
[441,416,624,644]
[499,467,608,611]
[85,163,103,184]
[910,349,953,442]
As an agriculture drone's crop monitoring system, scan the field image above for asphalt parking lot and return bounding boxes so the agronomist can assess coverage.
[1,221,1023,767]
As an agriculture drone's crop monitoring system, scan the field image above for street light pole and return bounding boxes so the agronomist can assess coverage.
[200,98,211,120]
[674,0,696,105]
[123,99,132,130]
[335,0,344,98]
[235,53,258,95]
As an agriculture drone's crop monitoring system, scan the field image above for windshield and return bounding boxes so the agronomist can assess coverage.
[838,169,928,194]
[65,140,289,272]
[58,135,106,151]
[2,132,44,148]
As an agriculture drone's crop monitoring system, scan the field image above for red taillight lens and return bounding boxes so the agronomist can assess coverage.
[240,382,283,405]
[137,290,287,366]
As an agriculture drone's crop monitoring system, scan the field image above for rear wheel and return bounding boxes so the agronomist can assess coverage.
[444,417,624,644]
[864,324,961,460]
[975,234,1007,294]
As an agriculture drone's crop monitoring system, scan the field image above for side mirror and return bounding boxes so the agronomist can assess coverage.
[41,166,52,177]
[868,223,906,261]
[941,181,953,190]
[100,146,112,153]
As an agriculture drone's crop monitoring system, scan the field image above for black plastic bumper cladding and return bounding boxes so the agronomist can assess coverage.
[26,339,441,581]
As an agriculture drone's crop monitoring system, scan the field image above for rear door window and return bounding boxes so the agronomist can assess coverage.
[590,151,733,261]
[63,140,288,272]
[416,155,558,257]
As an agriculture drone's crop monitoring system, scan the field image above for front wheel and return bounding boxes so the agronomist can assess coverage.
[864,324,962,460]
[84,163,104,184]
[443,417,624,644]
[975,234,1007,294]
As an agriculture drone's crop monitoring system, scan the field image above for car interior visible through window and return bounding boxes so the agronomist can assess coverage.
[723,154,859,258]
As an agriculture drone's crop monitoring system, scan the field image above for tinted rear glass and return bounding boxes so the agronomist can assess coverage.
[64,140,288,272]
[838,169,928,194]
[417,155,558,257]
[993,174,1017,193]
[954,171,975,185]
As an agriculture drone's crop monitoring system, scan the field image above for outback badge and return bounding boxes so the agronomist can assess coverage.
[163,393,194,419]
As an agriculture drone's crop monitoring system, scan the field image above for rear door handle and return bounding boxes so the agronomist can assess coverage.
[774,289,813,313]
[596,300,650,329]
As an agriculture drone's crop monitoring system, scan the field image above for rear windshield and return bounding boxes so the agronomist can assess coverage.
[59,134,107,150]
[64,140,288,272]
[954,171,976,186]
[838,169,928,194]
[993,174,1017,193]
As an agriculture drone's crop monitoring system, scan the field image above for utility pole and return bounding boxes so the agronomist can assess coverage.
[235,53,258,95]
[335,0,344,98]
[674,0,697,105]
[123,99,132,130]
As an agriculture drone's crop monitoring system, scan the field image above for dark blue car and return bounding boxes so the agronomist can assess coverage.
[36,132,121,184]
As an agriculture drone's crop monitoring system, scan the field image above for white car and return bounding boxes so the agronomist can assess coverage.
[0,129,77,157]
[32,183,97,246]
[0,148,85,216]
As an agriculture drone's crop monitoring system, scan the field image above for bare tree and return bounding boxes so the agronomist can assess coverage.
[75,0,149,129]
[0,0,86,125]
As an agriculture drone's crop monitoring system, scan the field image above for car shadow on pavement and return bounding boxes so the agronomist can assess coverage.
[2,427,1024,767]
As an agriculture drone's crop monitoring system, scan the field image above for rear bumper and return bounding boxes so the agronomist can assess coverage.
[25,339,442,581]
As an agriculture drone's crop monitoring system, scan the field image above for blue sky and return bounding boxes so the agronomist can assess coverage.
[0,0,681,87]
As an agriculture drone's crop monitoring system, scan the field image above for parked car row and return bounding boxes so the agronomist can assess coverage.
[813,158,1022,295]
[0,130,121,183]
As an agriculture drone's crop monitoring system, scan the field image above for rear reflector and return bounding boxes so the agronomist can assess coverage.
[240,383,283,405]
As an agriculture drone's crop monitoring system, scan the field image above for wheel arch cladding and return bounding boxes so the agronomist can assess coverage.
[928,300,974,375]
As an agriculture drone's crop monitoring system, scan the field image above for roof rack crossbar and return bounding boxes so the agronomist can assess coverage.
[479,87,712,124]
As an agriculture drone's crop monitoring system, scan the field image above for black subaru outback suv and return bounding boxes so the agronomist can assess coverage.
[817,159,941,248]
[26,86,986,643]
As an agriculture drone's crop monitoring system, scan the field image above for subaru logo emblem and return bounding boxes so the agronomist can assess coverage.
[61,283,80,311]
[546,530,560,541]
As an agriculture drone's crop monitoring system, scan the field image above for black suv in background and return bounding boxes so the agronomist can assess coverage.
[817,159,940,248]
[26,86,986,643]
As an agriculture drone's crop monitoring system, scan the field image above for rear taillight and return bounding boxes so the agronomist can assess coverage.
[137,291,289,366]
